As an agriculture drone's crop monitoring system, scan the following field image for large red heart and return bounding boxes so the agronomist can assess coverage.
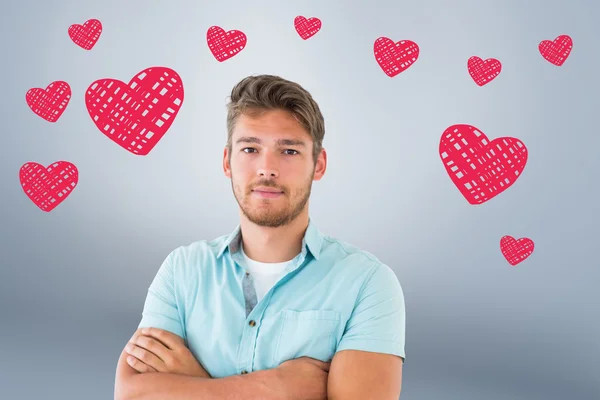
[25,81,71,122]
[439,124,528,205]
[374,37,419,77]
[19,161,79,212]
[207,26,247,62]
[294,16,322,40]
[68,18,102,50]
[467,56,502,86]
[85,66,184,156]
[500,236,534,266]
[539,34,572,66]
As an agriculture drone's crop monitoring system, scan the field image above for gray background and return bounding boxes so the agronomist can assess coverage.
[1,0,598,398]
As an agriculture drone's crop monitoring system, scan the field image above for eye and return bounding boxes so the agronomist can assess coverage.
[241,148,299,155]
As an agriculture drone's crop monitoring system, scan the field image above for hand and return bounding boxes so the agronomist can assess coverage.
[285,356,331,373]
[275,357,331,400]
[125,327,211,378]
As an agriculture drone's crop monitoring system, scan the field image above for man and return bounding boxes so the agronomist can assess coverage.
[114,74,406,400]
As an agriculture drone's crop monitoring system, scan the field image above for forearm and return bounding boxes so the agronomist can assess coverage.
[123,368,285,400]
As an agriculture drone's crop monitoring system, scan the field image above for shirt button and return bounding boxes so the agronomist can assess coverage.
[245,272,250,276]
[249,320,256,327]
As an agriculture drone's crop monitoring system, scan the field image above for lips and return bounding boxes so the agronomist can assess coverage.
[252,188,284,199]
[253,187,283,193]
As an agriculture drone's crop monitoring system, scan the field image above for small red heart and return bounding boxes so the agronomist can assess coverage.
[68,18,102,50]
[539,34,572,66]
[294,16,322,40]
[500,236,534,266]
[207,26,247,62]
[467,56,502,86]
[439,124,528,205]
[19,161,79,212]
[25,81,71,122]
[84,66,184,156]
[374,37,419,77]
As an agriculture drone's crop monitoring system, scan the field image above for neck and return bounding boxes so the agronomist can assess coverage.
[239,212,309,263]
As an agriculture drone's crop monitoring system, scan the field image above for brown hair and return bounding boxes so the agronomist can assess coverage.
[225,74,325,165]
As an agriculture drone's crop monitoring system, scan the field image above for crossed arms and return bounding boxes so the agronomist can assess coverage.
[114,327,313,400]
[114,327,403,400]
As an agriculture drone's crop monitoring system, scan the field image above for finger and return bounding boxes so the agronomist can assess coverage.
[131,335,170,364]
[316,360,331,371]
[302,357,327,366]
[126,355,158,373]
[129,328,147,344]
[141,327,185,351]
[126,342,165,371]
[304,358,331,371]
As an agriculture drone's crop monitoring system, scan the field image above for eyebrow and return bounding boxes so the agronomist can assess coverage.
[235,136,307,147]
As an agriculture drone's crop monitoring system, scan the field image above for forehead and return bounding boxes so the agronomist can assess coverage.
[232,109,311,143]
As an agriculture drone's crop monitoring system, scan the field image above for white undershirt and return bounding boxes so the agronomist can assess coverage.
[240,241,295,303]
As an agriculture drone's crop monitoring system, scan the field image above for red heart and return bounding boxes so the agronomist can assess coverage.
[68,18,102,50]
[294,16,322,40]
[374,37,419,77]
[85,66,184,156]
[25,81,71,122]
[439,124,528,205]
[207,26,247,62]
[467,56,502,86]
[539,34,572,66]
[500,236,534,266]
[19,161,79,212]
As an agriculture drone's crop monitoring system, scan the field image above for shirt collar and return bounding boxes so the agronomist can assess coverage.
[217,217,323,261]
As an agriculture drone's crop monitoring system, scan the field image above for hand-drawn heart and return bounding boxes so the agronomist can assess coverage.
[207,26,247,62]
[374,37,419,77]
[500,235,534,266]
[467,56,502,86]
[294,16,322,40]
[68,18,102,50]
[25,81,71,122]
[538,34,572,66]
[85,66,184,156]
[439,124,528,205]
[19,161,79,212]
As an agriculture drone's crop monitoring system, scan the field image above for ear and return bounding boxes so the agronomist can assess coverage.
[313,148,327,181]
[223,147,231,178]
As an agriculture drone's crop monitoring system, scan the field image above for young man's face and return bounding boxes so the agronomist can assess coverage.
[223,109,326,228]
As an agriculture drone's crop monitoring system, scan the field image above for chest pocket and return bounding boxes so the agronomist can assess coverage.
[272,309,342,366]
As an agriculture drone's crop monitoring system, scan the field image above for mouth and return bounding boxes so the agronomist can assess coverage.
[252,189,283,199]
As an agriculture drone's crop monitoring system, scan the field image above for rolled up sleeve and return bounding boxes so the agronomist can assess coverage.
[137,250,184,339]
[336,262,406,363]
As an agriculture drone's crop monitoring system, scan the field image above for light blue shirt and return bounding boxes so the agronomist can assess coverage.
[137,217,406,379]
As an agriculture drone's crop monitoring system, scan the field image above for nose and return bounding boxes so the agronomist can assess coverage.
[256,153,279,178]
[257,167,278,178]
